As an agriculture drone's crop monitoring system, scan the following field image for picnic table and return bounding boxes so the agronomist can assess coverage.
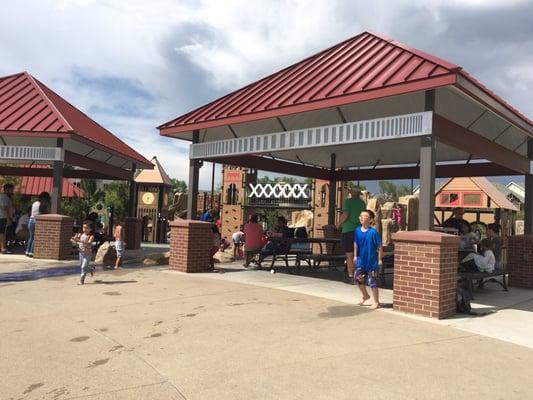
[260,236,344,273]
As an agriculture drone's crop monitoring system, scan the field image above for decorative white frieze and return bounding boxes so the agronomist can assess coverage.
[248,183,310,199]
[0,146,63,161]
[190,111,432,159]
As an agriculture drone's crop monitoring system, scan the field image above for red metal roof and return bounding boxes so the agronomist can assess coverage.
[0,72,152,167]
[159,31,532,136]
[17,176,85,198]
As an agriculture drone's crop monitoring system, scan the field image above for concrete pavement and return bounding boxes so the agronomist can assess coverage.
[1,261,533,399]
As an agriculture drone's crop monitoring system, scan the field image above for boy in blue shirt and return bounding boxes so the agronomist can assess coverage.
[354,210,383,309]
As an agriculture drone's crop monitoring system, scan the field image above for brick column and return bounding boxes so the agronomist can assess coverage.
[169,220,213,273]
[392,231,459,319]
[124,217,141,250]
[34,214,74,260]
[507,235,533,288]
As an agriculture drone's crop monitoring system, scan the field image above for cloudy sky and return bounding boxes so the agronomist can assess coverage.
[2,0,532,190]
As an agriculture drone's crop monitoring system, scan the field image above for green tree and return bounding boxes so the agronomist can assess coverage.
[103,182,129,218]
[61,179,105,224]
[171,178,187,193]
[378,180,411,201]
[346,181,367,191]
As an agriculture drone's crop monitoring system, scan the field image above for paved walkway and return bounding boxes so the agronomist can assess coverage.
[1,258,533,399]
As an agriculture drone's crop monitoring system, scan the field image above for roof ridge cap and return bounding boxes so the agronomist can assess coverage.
[24,72,74,132]
[35,77,152,166]
[364,31,461,72]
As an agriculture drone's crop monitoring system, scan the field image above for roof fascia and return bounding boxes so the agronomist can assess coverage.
[334,162,519,181]
[0,130,71,139]
[64,150,133,180]
[69,134,153,169]
[160,74,457,139]
[433,114,530,174]
[455,73,533,137]
[0,166,129,180]
[204,155,333,180]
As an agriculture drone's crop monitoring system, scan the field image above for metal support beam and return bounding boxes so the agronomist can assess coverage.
[210,162,215,210]
[51,139,64,214]
[419,135,436,230]
[128,164,137,218]
[334,162,518,181]
[419,90,436,231]
[433,114,529,174]
[328,153,336,226]
[525,140,533,234]
[187,130,201,219]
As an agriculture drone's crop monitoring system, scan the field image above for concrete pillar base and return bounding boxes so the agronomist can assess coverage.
[34,214,74,260]
[124,217,142,250]
[169,219,213,273]
[508,235,533,288]
[392,230,459,319]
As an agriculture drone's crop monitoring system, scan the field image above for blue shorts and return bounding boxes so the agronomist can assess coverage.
[355,267,378,289]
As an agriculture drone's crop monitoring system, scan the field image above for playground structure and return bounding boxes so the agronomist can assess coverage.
[218,165,420,247]
[433,177,518,236]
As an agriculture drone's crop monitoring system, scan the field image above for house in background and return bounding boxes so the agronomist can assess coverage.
[505,181,525,212]
[435,177,518,236]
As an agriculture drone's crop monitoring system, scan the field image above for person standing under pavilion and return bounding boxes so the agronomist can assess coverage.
[336,187,366,284]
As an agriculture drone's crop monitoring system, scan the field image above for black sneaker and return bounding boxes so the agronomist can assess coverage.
[1,250,13,254]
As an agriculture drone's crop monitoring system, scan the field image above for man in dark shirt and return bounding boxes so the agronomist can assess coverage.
[443,207,470,233]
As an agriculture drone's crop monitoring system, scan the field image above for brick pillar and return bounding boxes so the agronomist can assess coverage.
[314,225,342,255]
[34,214,74,260]
[124,217,141,250]
[392,231,459,319]
[507,235,533,288]
[169,220,213,272]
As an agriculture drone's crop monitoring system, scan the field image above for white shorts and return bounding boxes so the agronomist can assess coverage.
[115,240,124,258]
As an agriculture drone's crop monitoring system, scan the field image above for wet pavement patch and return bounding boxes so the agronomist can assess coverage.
[318,305,366,319]
[185,313,196,317]
[109,345,124,352]
[87,358,109,368]
[98,328,108,332]
[0,266,79,282]
[153,321,163,326]
[70,336,90,342]
[23,382,44,394]
[145,333,163,338]
[103,291,121,296]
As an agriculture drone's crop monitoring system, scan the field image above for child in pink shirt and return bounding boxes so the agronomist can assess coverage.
[243,214,263,267]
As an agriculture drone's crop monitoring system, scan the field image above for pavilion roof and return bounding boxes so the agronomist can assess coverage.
[17,176,85,198]
[135,156,172,186]
[159,31,532,138]
[0,71,152,168]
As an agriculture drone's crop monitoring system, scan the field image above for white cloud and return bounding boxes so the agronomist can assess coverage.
[1,0,532,192]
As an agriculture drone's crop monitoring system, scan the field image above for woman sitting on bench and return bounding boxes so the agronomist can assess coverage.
[460,239,495,273]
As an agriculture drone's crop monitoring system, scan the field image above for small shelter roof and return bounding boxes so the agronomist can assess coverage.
[436,177,518,211]
[1,165,85,197]
[135,156,172,186]
[18,176,85,198]
[0,72,152,174]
